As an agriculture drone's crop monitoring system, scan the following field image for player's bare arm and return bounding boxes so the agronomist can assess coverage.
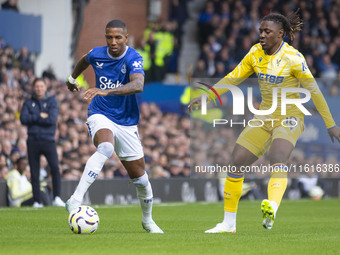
[83,73,144,101]
[107,72,144,95]
[66,55,90,92]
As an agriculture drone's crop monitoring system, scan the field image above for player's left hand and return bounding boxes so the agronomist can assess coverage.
[188,97,202,113]
[83,88,108,101]
[328,126,340,143]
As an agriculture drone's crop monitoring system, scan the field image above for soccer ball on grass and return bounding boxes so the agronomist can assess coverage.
[68,206,99,234]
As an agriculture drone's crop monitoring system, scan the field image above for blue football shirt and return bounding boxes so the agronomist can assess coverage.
[86,46,144,126]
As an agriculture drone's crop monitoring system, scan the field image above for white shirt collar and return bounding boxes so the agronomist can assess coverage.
[107,46,128,60]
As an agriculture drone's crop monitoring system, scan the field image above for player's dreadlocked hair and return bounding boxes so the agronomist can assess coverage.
[262,9,303,42]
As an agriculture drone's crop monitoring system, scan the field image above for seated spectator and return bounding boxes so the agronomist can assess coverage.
[182,163,191,177]
[208,35,222,53]
[9,147,21,167]
[192,59,208,77]
[17,47,34,71]
[149,165,170,179]
[205,51,216,77]
[6,156,33,207]
[169,159,184,177]
[62,168,82,180]
[213,61,226,78]
[318,54,339,80]
[1,138,13,170]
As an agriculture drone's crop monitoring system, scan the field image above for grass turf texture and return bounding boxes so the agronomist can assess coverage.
[0,200,339,255]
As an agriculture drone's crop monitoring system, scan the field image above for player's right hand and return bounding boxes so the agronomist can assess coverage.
[83,88,108,101]
[328,126,340,143]
[66,81,80,92]
[188,97,202,113]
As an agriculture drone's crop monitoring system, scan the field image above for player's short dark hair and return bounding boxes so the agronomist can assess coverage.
[106,20,127,33]
[262,9,303,42]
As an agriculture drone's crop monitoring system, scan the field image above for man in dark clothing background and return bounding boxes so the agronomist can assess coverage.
[20,78,65,208]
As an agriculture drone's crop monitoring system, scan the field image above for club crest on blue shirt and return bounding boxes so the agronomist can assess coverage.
[121,63,126,74]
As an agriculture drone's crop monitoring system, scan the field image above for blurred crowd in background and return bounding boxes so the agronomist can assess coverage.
[194,0,340,95]
[135,0,189,82]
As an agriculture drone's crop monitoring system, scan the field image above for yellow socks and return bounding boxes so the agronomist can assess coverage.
[268,163,288,206]
[224,172,245,212]
[223,163,286,221]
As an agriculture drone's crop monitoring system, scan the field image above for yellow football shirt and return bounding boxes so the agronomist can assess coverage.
[210,41,336,128]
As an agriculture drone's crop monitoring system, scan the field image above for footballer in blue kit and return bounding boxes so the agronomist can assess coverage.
[65,19,163,233]
[86,45,142,126]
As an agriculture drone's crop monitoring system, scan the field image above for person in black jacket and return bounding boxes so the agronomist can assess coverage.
[20,78,65,208]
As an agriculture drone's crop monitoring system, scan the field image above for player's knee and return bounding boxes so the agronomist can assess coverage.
[132,172,149,188]
[97,142,114,158]
[269,152,288,165]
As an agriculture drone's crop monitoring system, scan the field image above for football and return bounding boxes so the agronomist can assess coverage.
[68,206,99,234]
[309,186,324,200]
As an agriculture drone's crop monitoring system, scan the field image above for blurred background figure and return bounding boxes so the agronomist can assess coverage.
[6,156,33,207]
[1,0,19,12]
[20,78,64,208]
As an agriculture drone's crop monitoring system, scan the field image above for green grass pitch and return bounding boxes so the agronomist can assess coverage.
[1,199,339,255]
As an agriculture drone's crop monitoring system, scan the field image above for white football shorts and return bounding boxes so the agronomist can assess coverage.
[86,114,144,161]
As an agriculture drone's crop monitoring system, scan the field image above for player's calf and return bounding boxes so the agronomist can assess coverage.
[132,172,153,222]
[132,172,164,233]
[67,142,114,210]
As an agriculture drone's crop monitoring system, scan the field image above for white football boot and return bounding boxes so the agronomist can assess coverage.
[142,221,164,233]
[65,196,81,213]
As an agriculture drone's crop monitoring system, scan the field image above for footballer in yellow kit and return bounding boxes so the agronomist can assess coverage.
[219,40,336,158]
[189,10,340,233]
